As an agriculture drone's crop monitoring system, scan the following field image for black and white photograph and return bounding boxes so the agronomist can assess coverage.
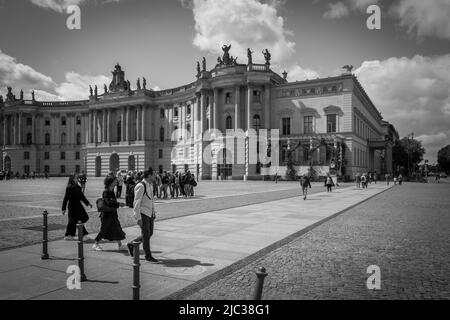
[0,0,449,312]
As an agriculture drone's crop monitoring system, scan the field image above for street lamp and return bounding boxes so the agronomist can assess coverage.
[407,132,414,178]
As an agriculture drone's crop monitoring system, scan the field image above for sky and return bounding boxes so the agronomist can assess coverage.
[0,0,449,163]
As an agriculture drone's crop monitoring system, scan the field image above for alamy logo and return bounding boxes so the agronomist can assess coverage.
[366,5,381,30]
[66,265,81,290]
[66,5,81,30]
[366,265,381,290]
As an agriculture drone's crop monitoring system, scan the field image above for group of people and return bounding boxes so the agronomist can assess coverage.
[355,172,378,189]
[62,167,162,263]
[61,167,199,263]
[0,170,49,180]
[104,169,198,208]
[384,173,403,186]
[298,173,337,200]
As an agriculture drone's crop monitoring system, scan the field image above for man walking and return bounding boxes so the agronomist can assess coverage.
[300,174,311,200]
[127,168,159,263]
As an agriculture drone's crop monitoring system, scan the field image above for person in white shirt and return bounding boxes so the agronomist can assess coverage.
[127,168,159,263]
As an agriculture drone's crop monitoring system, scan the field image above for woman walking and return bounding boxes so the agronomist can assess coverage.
[62,174,93,241]
[325,174,335,193]
[92,176,126,251]
[116,170,124,198]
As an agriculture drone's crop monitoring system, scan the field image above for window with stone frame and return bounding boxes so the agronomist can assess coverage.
[45,119,50,126]
[225,116,233,130]
[282,117,291,136]
[160,109,165,119]
[45,133,51,145]
[160,127,165,142]
[174,107,179,118]
[253,115,261,132]
[26,133,32,145]
[76,116,81,125]
[304,116,314,134]
[75,152,80,160]
[61,117,66,126]
[60,165,66,174]
[327,114,337,133]
[26,117,32,126]
[76,132,81,145]
[225,92,232,104]
[24,152,30,160]
[253,90,261,103]
[60,152,65,160]
[44,152,50,160]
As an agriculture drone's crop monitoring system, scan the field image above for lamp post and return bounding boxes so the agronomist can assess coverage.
[407,132,414,178]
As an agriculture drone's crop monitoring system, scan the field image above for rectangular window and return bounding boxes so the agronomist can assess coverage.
[174,107,179,117]
[304,116,313,134]
[60,165,66,174]
[327,114,337,133]
[75,152,80,160]
[159,149,163,159]
[45,119,50,126]
[225,92,232,104]
[60,152,65,160]
[187,105,191,115]
[282,118,291,136]
[24,166,30,175]
[24,152,30,160]
[253,90,261,103]
[160,109,165,119]
[44,165,50,174]
[75,165,81,174]
[76,116,81,125]
[44,152,50,160]
[26,118,32,126]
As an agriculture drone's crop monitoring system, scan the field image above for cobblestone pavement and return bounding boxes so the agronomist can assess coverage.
[183,181,450,300]
[0,179,351,250]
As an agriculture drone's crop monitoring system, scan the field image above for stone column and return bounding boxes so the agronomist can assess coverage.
[137,106,142,141]
[106,109,111,143]
[235,86,240,130]
[213,88,219,130]
[18,112,23,144]
[125,106,130,142]
[87,111,92,143]
[93,110,98,144]
[264,84,270,129]
[31,113,36,144]
[102,110,107,143]
[121,107,126,142]
[142,105,147,141]
[2,116,6,146]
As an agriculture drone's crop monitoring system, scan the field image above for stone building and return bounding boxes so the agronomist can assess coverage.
[0,46,398,179]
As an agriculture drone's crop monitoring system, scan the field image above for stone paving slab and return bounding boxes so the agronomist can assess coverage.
[0,183,391,300]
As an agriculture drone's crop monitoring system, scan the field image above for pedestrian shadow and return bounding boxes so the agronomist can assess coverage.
[48,256,76,261]
[84,279,120,285]
[155,258,214,268]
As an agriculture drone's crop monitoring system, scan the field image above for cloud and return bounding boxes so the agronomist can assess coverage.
[323,2,350,19]
[29,0,122,13]
[55,72,111,100]
[390,0,450,41]
[355,54,450,162]
[286,65,320,81]
[30,0,86,13]
[0,49,110,101]
[187,0,295,63]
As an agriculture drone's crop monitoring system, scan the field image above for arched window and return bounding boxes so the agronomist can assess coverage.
[61,132,66,145]
[226,116,233,130]
[160,127,165,142]
[76,116,81,125]
[76,132,81,145]
[253,115,261,131]
[117,121,122,142]
[45,133,50,145]
[61,117,66,126]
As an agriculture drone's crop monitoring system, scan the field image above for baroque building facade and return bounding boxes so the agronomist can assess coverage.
[0,46,398,180]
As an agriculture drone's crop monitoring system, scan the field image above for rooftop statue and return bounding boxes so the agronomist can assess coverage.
[247,48,253,65]
[20,90,24,101]
[217,44,238,66]
[89,85,93,97]
[143,77,147,90]
[31,90,35,101]
[6,87,15,102]
[197,61,201,76]
[202,57,206,72]
[262,49,271,65]
[109,63,128,92]
[104,84,108,94]
[94,85,98,97]
[137,78,141,90]
[342,65,354,73]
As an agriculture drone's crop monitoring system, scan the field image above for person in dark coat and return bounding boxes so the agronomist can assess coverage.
[62,174,92,240]
[300,174,312,200]
[92,176,126,251]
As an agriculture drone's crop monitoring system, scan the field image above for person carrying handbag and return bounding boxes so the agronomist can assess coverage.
[92,176,126,251]
[127,168,159,263]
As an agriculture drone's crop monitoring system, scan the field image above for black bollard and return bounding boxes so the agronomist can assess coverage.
[77,221,87,282]
[252,267,268,300]
[41,210,49,260]
[132,241,141,300]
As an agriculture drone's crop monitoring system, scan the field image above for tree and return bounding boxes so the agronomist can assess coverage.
[437,145,450,173]
[392,137,425,176]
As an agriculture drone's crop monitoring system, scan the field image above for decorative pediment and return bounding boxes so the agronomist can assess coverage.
[324,105,344,116]
[291,99,321,118]
[277,107,295,117]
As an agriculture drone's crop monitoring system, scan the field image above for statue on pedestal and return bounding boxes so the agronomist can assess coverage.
[31,90,35,101]
[20,90,24,101]
[202,57,206,72]
[262,49,271,65]
[6,87,15,102]
[197,61,201,76]
[247,48,253,65]
[89,85,93,97]
[94,85,98,98]
[137,78,141,90]
[143,77,147,90]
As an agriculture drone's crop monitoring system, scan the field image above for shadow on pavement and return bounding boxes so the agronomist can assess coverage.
[157,258,215,268]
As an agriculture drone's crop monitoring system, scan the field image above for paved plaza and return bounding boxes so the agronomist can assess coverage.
[0,179,448,300]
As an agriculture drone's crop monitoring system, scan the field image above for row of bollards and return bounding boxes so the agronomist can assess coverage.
[41,210,267,300]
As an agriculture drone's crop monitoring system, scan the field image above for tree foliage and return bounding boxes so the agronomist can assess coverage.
[392,137,426,175]
[437,145,450,173]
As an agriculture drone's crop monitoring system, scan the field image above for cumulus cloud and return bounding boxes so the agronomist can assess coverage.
[187,0,296,63]
[390,0,450,41]
[30,0,121,13]
[286,65,320,81]
[355,54,450,162]
[55,72,111,100]
[323,2,350,19]
[0,49,110,101]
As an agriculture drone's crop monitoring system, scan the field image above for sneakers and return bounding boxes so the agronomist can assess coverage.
[64,236,75,241]
[92,244,103,251]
